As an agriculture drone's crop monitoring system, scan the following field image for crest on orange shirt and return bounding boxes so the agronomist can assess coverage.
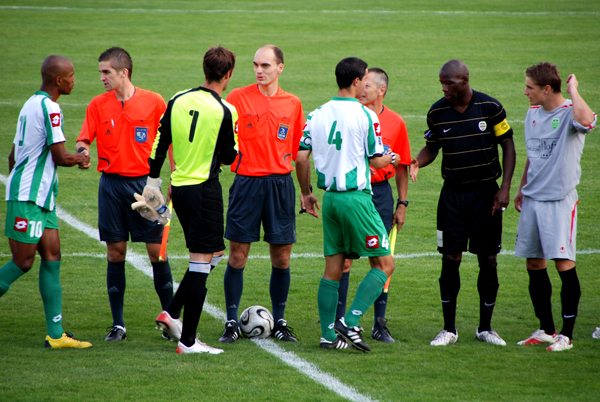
[135,127,148,143]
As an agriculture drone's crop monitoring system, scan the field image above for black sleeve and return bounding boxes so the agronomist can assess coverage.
[216,104,238,166]
[425,111,442,152]
[148,99,174,178]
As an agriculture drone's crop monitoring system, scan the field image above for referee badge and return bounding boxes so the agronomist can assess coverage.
[277,123,290,140]
[135,127,148,143]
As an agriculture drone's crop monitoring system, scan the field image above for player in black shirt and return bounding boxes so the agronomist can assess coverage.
[410,59,516,346]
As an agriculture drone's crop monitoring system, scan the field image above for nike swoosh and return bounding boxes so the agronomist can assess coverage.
[563,314,576,318]
[484,302,495,307]
[443,128,451,133]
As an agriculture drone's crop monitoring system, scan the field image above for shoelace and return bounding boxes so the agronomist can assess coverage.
[278,323,297,338]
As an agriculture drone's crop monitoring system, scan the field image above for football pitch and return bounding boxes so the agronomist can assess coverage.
[1,1,599,401]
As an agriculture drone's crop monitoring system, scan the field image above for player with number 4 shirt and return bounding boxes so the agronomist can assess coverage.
[297,57,397,352]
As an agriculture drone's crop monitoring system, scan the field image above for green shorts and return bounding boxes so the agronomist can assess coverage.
[4,201,58,244]
[322,191,391,259]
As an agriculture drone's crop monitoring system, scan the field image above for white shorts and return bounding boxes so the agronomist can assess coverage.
[515,189,578,261]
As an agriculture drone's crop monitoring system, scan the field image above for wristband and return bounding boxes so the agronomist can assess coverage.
[390,154,396,165]
[77,147,87,154]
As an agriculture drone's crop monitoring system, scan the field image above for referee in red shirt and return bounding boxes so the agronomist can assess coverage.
[76,47,173,342]
[220,45,305,343]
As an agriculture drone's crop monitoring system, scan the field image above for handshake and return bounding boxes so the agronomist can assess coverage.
[131,177,172,225]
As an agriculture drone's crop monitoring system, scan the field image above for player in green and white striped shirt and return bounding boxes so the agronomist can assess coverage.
[0,55,92,349]
[296,57,397,352]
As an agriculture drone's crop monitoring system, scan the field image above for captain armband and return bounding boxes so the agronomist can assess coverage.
[493,119,511,137]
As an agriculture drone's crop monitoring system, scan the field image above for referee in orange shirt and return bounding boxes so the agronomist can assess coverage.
[220,45,305,343]
[76,47,173,342]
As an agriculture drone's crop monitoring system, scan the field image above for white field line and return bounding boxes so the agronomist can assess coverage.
[0,174,376,402]
[1,6,599,16]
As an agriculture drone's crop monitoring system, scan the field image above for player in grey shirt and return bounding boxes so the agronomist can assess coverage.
[514,62,596,352]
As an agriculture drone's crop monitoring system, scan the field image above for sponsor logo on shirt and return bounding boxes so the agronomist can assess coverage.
[541,138,558,159]
[246,123,254,130]
[277,123,289,140]
[373,122,381,135]
[135,127,148,143]
[50,113,61,127]
[366,235,379,249]
[14,217,28,233]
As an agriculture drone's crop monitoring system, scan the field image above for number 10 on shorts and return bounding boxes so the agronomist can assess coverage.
[15,218,43,238]
[30,221,43,238]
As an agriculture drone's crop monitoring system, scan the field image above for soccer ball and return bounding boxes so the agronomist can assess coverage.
[239,305,274,339]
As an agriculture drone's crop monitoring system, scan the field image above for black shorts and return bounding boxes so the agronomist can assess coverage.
[371,180,394,234]
[225,174,296,244]
[436,182,502,255]
[172,178,225,254]
[98,173,163,244]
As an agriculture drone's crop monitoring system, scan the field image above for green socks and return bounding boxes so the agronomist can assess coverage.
[318,278,339,341]
[39,260,64,339]
[0,260,25,297]
[344,268,388,328]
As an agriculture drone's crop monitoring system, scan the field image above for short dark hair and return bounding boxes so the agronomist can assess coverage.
[99,47,133,79]
[525,62,562,93]
[335,57,368,90]
[203,46,236,83]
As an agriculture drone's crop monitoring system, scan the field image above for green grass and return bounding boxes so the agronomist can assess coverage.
[1,1,599,401]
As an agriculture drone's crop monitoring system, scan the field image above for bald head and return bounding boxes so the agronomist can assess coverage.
[40,55,75,100]
[41,55,73,85]
[440,59,469,80]
[438,59,472,106]
[257,45,284,65]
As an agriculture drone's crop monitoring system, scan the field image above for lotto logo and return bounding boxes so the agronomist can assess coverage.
[14,217,28,232]
[366,235,379,249]
[373,122,381,135]
[50,113,61,127]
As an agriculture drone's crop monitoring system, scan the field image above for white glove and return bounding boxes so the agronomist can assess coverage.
[131,193,160,222]
[142,177,166,206]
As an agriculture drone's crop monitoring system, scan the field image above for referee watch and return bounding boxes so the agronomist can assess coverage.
[396,199,409,209]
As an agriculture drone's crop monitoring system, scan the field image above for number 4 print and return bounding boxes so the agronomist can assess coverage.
[381,234,389,250]
[328,121,342,151]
